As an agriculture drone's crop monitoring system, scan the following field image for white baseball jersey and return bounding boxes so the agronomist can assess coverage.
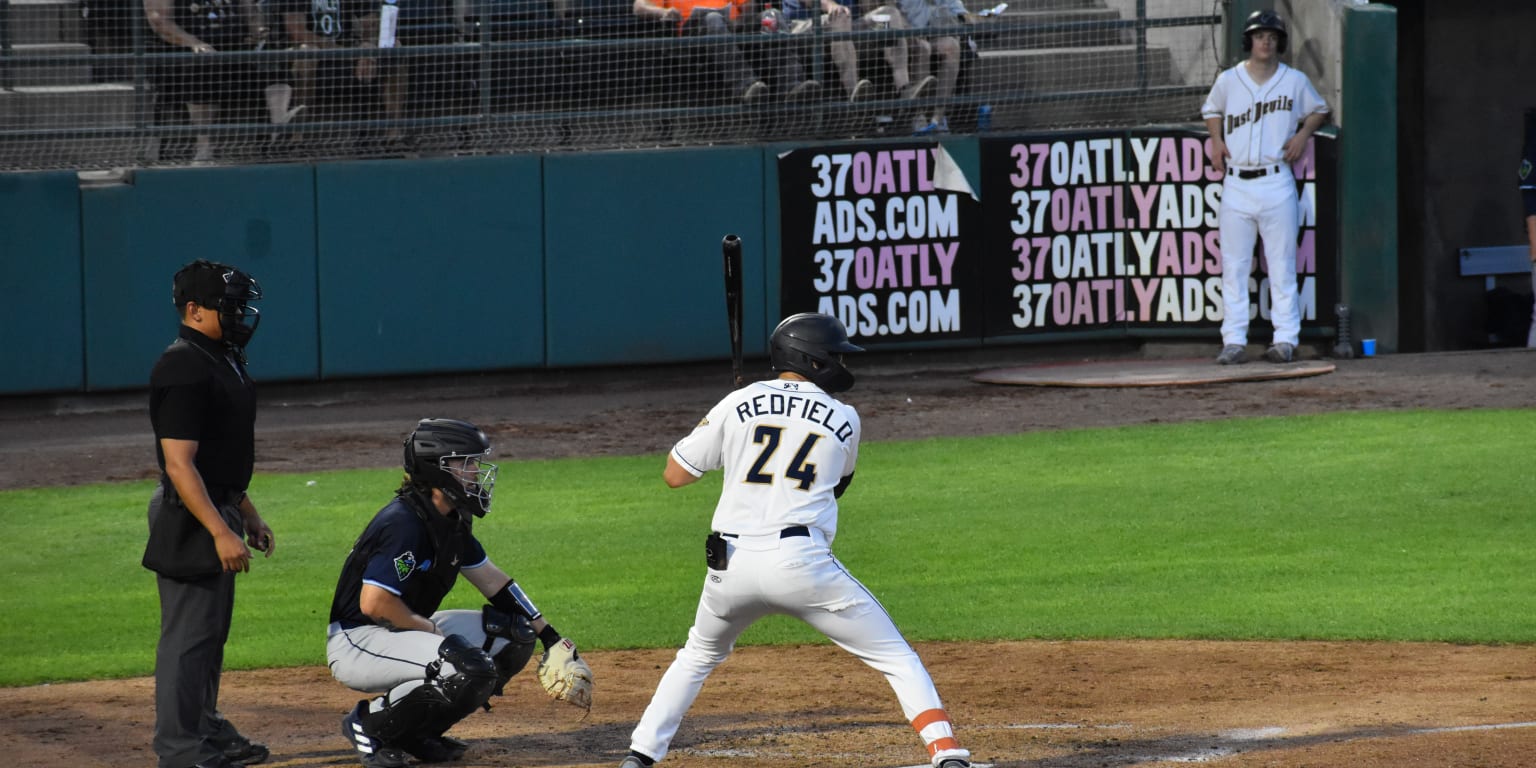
[1201,62,1328,169]
[670,377,861,541]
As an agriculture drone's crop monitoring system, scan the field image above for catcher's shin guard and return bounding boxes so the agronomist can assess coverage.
[482,605,537,696]
[365,635,498,742]
[491,634,536,696]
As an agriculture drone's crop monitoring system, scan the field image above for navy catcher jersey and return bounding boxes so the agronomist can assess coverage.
[329,493,488,628]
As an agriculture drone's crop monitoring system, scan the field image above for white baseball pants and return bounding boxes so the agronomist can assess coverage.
[628,528,964,765]
[1219,169,1301,347]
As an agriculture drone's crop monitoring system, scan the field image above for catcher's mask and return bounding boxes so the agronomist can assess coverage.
[1241,9,1288,54]
[769,312,864,393]
[172,259,262,352]
[404,418,498,523]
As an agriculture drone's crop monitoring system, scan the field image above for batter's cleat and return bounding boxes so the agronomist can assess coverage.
[1216,344,1248,365]
[1264,342,1295,363]
[400,734,470,763]
[936,760,972,768]
[618,752,656,767]
[341,701,410,768]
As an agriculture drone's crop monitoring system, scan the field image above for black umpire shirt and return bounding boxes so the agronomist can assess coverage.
[150,324,257,499]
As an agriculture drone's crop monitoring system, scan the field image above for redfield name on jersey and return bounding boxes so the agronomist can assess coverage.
[732,384,857,443]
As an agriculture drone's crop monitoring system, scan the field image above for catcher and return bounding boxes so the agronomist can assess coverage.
[326,418,594,768]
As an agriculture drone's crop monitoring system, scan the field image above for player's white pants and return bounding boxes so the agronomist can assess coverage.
[326,609,509,694]
[1218,169,1301,347]
[628,528,963,764]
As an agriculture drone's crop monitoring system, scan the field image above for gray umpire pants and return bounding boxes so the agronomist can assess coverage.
[154,569,236,768]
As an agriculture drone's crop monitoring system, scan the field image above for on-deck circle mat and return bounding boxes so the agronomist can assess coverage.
[974,359,1336,388]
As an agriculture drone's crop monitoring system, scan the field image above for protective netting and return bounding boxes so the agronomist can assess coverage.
[0,0,1220,170]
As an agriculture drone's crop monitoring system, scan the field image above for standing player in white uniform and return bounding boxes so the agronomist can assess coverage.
[1202,9,1330,365]
[616,313,972,768]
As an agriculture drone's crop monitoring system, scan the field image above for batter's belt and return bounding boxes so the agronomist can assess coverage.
[719,525,810,540]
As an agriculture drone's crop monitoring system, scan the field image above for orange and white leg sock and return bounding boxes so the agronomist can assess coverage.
[912,708,970,766]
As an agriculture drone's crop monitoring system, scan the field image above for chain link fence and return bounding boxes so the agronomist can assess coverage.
[0,0,1220,170]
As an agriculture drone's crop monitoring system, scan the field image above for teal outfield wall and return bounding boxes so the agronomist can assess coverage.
[1,172,82,393]
[2,127,1385,395]
[1,147,791,394]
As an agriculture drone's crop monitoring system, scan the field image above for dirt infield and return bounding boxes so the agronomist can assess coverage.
[2,343,1534,768]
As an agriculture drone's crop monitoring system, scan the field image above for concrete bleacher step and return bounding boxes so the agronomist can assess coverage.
[977,8,1130,50]
[0,82,144,169]
[5,43,94,86]
[969,44,1174,94]
[0,82,133,128]
[4,0,83,45]
[1008,0,1112,10]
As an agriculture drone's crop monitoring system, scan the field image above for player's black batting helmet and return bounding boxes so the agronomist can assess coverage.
[1242,9,1288,54]
[769,312,864,393]
[404,418,498,521]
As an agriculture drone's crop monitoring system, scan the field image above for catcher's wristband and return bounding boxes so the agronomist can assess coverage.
[538,624,562,651]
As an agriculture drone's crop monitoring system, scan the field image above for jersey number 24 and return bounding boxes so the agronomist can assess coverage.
[745,425,822,491]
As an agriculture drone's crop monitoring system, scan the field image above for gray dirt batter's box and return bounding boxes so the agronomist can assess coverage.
[974,359,1336,388]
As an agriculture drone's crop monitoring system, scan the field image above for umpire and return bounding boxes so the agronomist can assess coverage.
[144,259,275,768]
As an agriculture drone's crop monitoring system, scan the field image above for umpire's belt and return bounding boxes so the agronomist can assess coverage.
[720,525,810,540]
[1234,165,1282,179]
[160,479,244,508]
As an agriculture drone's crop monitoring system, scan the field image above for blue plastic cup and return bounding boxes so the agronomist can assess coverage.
[1361,338,1377,357]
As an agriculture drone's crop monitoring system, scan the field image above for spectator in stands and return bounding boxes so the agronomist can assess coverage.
[780,0,931,104]
[894,0,974,134]
[277,0,408,149]
[144,0,303,162]
[779,0,865,102]
[633,0,821,104]
[82,0,135,82]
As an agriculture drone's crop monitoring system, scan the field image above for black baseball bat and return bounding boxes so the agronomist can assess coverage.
[722,234,744,388]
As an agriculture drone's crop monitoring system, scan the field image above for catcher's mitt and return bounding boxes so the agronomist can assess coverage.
[537,638,593,711]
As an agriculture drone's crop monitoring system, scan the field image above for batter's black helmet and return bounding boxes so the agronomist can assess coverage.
[404,418,498,520]
[172,259,262,350]
[1242,9,1288,54]
[769,313,864,393]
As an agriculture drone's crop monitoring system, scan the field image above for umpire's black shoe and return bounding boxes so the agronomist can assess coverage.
[208,712,269,766]
[217,735,270,766]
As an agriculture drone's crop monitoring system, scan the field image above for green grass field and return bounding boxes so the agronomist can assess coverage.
[3,409,1532,687]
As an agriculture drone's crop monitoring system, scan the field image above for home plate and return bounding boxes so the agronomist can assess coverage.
[974,359,1336,388]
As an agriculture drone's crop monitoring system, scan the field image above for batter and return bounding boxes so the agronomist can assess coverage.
[1202,9,1329,365]
[618,313,971,768]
